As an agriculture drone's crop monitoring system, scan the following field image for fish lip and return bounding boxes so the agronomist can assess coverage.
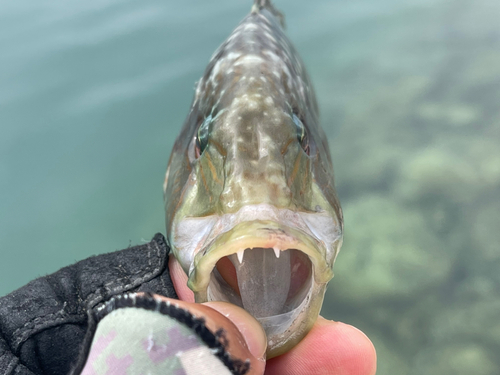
[185,220,333,298]
[171,203,342,277]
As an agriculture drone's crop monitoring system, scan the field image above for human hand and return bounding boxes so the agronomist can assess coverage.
[169,255,377,375]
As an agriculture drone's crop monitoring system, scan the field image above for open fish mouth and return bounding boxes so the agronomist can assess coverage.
[215,246,313,328]
[171,204,341,356]
[196,222,322,334]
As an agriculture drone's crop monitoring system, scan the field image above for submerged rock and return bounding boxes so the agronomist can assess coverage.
[413,343,497,375]
[330,195,452,303]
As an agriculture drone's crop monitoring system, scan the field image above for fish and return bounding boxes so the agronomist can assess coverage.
[163,0,343,358]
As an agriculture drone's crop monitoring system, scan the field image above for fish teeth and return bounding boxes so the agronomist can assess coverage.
[237,249,245,264]
[273,247,280,258]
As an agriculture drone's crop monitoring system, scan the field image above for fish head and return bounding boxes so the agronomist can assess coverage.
[163,6,343,358]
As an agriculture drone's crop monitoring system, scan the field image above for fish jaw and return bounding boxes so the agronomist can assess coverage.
[171,204,342,357]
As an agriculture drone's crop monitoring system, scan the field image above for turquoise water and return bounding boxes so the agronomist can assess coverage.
[1,0,499,373]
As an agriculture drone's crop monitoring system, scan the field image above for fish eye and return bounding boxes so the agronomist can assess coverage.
[292,113,310,155]
[195,114,212,158]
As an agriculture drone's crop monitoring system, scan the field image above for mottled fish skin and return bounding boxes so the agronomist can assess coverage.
[164,0,343,357]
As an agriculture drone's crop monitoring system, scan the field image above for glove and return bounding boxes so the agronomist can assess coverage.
[0,233,177,375]
[74,292,256,375]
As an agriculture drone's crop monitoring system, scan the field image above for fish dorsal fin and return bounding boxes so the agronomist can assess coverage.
[252,0,285,28]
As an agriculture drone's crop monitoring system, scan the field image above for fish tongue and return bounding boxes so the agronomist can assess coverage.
[229,248,291,318]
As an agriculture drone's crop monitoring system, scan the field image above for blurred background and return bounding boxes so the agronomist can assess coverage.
[1,0,499,373]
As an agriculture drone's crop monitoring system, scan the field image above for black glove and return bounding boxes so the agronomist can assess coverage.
[0,233,177,375]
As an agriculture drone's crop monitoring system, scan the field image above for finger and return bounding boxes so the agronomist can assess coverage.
[203,301,267,363]
[264,317,377,375]
[169,254,195,302]
[151,294,266,374]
